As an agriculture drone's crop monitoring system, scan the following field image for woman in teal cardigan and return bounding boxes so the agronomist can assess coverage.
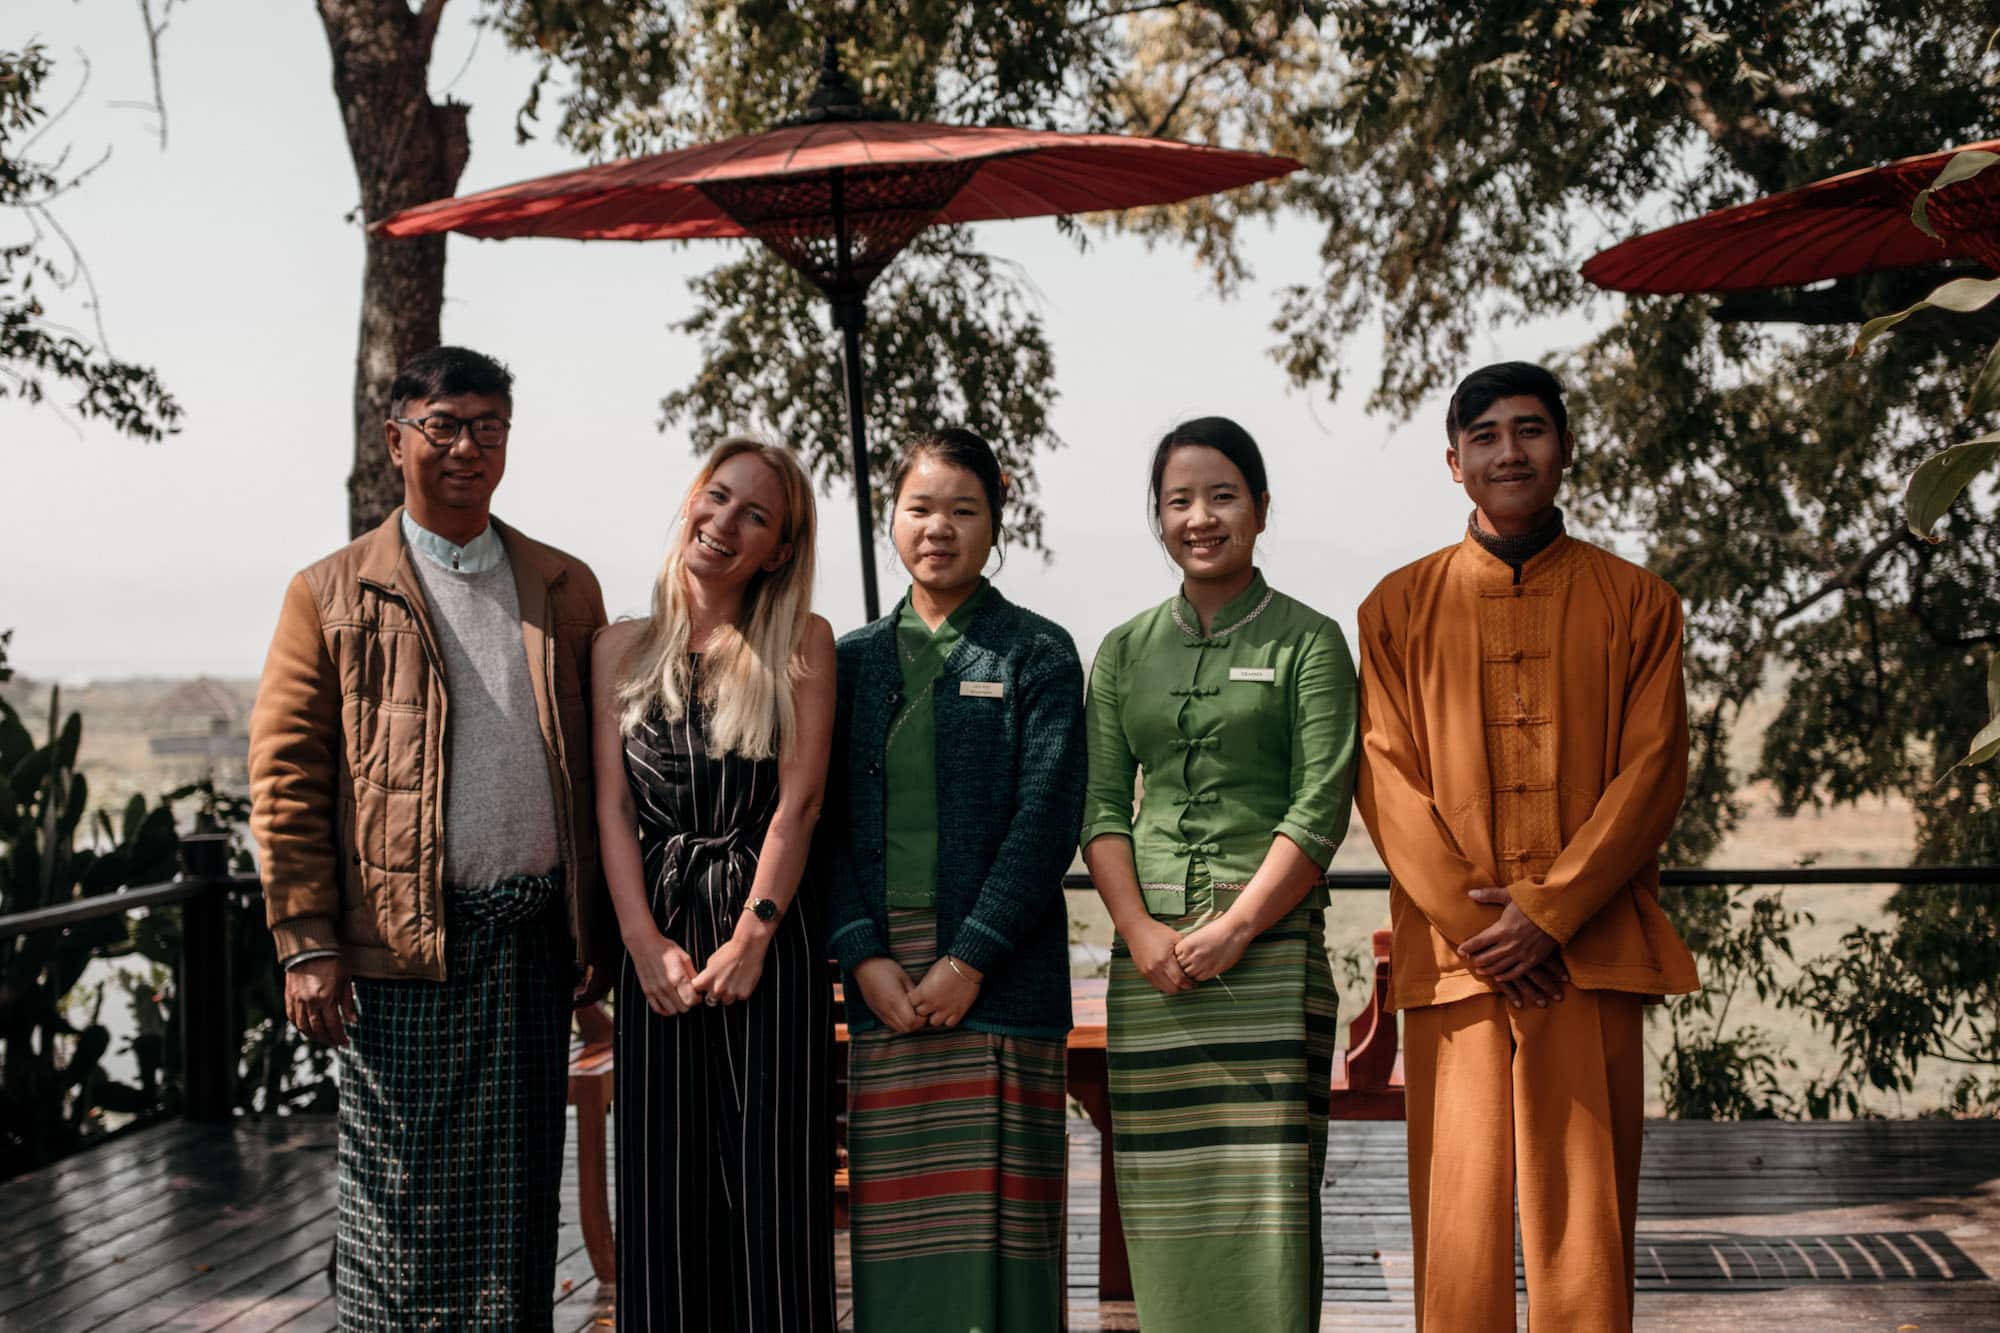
[1080,416,1358,1333]
[827,428,1086,1333]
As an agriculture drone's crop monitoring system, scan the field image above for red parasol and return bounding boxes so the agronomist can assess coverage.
[378,41,1299,618]
[1582,139,2000,295]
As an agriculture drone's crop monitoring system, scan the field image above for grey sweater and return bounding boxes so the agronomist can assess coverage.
[408,546,560,889]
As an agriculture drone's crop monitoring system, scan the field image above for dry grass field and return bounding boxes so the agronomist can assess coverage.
[7,672,1962,1115]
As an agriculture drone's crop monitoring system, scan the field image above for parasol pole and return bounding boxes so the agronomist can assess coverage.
[829,167,882,621]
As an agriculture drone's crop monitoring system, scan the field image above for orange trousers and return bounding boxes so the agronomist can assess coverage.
[1403,988,1645,1332]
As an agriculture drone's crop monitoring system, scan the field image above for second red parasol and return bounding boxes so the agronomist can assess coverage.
[1581,138,2000,297]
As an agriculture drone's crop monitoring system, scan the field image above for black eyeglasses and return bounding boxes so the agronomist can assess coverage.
[392,413,511,450]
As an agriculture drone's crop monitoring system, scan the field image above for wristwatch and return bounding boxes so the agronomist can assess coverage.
[747,896,779,923]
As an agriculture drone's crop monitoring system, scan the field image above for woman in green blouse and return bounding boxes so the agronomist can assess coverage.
[1081,416,1358,1333]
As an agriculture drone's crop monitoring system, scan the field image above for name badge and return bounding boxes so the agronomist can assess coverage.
[1229,667,1276,683]
[960,680,1005,699]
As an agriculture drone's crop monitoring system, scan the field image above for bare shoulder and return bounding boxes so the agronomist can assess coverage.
[594,618,650,673]
[799,615,837,675]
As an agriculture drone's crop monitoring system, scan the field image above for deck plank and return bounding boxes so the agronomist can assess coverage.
[7,1179,331,1330]
[3,1114,1997,1329]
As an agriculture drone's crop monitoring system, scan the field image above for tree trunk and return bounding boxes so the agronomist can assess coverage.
[316,0,469,539]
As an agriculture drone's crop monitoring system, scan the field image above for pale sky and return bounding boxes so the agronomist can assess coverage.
[3,2,1607,682]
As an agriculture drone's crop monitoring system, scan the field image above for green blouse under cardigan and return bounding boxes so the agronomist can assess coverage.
[883,581,992,906]
[1080,569,1359,913]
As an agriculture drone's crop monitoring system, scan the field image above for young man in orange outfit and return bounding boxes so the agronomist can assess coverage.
[1355,361,1698,1330]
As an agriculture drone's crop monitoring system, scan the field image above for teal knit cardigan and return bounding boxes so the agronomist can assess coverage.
[825,588,1086,1038]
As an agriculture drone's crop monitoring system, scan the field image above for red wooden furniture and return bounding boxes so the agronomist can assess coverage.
[1328,929,1407,1120]
[567,1002,617,1283]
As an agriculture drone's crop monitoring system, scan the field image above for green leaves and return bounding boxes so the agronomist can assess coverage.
[1911,148,2000,238]
[1936,653,2000,784]
[1851,275,2000,357]
[0,46,182,441]
[659,233,1063,553]
[0,675,195,1175]
[1969,336,2000,416]
[1904,432,2000,540]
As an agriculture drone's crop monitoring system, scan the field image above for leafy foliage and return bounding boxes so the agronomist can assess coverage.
[0,43,181,441]
[1846,148,2000,787]
[0,684,180,1177]
[0,675,333,1177]
[1657,887,1809,1119]
[125,781,338,1120]
[659,234,1060,548]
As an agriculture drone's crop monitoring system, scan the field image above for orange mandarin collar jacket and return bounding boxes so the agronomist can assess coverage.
[1356,532,1700,1011]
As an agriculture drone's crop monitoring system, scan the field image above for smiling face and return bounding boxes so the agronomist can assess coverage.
[1157,444,1267,584]
[1447,393,1574,538]
[385,390,510,532]
[681,451,794,593]
[891,453,995,599]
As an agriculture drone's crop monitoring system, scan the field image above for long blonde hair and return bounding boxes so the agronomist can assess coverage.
[616,438,818,759]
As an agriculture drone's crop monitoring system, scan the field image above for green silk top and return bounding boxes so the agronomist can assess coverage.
[1080,570,1359,915]
[884,580,993,907]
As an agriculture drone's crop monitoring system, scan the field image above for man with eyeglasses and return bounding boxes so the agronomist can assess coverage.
[249,345,613,1330]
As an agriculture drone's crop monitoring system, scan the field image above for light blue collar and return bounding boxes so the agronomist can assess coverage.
[401,511,505,574]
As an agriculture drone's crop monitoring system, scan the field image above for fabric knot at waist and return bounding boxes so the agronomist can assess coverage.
[444,868,564,931]
[652,826,761,922]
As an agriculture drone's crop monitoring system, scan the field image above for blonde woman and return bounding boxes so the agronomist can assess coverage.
[591,438,837,1331]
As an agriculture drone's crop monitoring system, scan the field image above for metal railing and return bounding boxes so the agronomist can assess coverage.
[0,833,254,1123]
[3,858,1996,1134]
[1062,865,2000,890]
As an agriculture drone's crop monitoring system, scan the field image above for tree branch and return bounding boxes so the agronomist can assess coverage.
[416,0,450,64]
[1908,541,2000,649]
[1146,48,1238,138]
[135,0,175,150]
[1080,1,1188,27]
[1677,76,1790,193]
[1772,528,1910,624]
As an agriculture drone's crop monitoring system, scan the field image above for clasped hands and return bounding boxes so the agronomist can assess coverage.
[1460,885,1567,1008]
[852,954,983,1033]
[628,927,769,1017]
[1127,914,1252,996]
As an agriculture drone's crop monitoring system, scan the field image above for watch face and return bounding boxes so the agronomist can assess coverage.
[752,897,777,921]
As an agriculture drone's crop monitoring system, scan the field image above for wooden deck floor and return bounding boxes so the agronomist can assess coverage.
[2,1114,1996,1330]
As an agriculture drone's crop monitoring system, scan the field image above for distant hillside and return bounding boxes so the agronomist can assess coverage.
[0,675,258,815]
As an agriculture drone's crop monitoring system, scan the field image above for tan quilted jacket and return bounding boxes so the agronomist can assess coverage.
[248,509,609,981]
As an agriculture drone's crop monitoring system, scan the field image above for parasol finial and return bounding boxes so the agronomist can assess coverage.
[790,32,896,125]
